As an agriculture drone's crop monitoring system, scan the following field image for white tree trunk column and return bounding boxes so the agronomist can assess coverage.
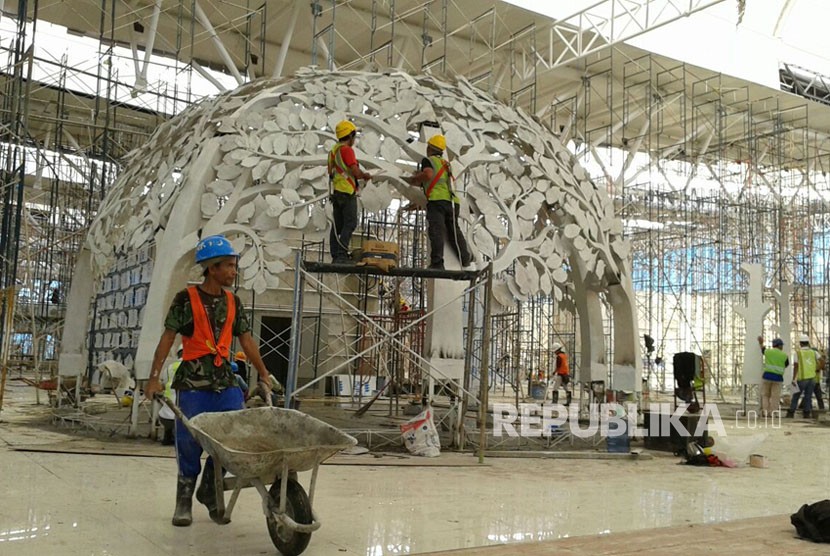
[736,263,772,386]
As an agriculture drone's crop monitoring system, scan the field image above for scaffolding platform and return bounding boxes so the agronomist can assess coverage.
[303,261,479,281]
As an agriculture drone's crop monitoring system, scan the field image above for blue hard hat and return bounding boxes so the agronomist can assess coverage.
[772,338,784,348]
[230,362,239,373]
[195,235,237,263]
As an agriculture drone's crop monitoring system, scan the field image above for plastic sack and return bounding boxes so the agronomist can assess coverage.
[713,433,767,466]
[400,408,441,457]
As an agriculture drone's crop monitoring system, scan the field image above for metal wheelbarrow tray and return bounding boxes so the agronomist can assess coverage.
[164,400,356,556]
[190,407,354,479]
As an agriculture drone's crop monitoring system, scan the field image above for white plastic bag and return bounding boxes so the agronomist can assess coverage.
[400,409,441,457]
[713,433,767,467]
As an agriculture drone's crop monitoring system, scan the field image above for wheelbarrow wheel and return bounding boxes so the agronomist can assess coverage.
[266,477,312,556]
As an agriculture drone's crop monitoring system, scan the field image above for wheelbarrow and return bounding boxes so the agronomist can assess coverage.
[157,396,357,556]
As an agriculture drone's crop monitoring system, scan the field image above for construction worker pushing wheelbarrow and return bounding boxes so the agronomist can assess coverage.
[145,235,355,555]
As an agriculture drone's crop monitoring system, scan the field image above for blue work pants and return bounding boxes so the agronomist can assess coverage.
[175,388,244,477]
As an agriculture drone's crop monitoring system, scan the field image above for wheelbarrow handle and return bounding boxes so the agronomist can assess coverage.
[154,393,191,428]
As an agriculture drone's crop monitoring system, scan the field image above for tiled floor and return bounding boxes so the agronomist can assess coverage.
[0,383,828,555]
[420,515,827,555]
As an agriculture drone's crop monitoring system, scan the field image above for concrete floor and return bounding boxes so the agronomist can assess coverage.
[1,382,828,555]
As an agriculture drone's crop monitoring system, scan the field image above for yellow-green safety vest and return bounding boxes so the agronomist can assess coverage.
[763,348,787,377]
[425,156,458,203]
[165,361,180,400]
[796,348,818,381]
[329,144,357,195]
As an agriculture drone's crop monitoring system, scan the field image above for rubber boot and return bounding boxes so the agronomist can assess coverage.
[565,391,572,407]
[197,464,229,524]
[551,391,559,404]
[172,476,196,527]
[161,419,175,446]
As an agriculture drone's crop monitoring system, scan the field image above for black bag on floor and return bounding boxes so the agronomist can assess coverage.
[791,500,830,542]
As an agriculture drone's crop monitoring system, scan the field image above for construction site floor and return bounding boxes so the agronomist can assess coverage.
[1,379,829,555]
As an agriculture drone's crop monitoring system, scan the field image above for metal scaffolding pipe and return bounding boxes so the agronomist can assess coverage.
[193,1,244,85]
[135,0,163,93]
[192,59,227,92]
[271,0,302,78]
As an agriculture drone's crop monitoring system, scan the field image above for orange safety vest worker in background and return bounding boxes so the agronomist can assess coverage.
[551,343,571,405]
[555,351,569,376]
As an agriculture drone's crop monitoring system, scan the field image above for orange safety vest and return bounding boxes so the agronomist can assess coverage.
[181,286,236,367]
[555,352,569,376]
[328,143,357,195]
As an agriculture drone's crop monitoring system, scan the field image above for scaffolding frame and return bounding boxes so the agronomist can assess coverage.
[284,255,493,450]
[6,0,830,415]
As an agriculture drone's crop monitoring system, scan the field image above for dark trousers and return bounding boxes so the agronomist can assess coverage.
[426,200,471,268]
[790,378,816,416]
[329,192,357,260]
[801,381,825,411]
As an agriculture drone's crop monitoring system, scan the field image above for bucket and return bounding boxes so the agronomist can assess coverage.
[530,381,547,400]
[606,420,630,453]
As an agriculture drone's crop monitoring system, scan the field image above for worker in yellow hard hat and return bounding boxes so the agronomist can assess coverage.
[233,350,248,391]
[405,134,472,270]
[328,120,373,264]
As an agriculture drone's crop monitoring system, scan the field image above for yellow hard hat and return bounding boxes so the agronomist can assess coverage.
[235,351,247,361]
[121,391,134,407]
[335,120,357,139]
[427,134,446,151]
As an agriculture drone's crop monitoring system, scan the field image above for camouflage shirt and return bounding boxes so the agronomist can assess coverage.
[164,287,250,391]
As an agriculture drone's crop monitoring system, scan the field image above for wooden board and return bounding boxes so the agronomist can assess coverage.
[10,441,484,466]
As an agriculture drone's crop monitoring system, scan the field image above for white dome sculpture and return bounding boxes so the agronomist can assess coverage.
[61,68,640,388]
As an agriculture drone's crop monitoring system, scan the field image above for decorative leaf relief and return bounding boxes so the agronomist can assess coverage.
[517,203,538,221]
[485,215,508,239]
[300,109,315,128]
[473,196,500,216]
[272,135,288,155]
[267,163,287,184]
[264,243,292,260]
[90,70,634,309]
[278,209,295,227]
[265,260,286,274]
[283,168,301,190]
[252,273,268,295]
[236,202,255,223]
[380,139,400,163]
[294,207,310,229]
[264,273,280,289]
[252,159,271,181]
[311,205,327,230]
[563,223,580,239]
[300,166,327,181]
[216,164,242,180]
[491,279,516,309]
[242,263,259,282]
[201,193,219,217]
[263,229,287,243]
[207,180,235,196]
[281,188,301,204]
[474,226,496,259]
[238,247,257,269]
[517,219,534,240]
